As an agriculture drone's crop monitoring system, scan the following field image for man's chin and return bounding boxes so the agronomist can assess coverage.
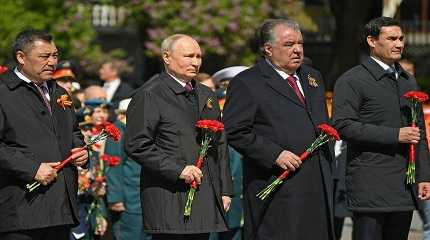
[40,74,53,81]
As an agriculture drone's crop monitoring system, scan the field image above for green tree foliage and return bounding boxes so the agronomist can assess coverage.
[0,0,104,71]
[125,0,323,66]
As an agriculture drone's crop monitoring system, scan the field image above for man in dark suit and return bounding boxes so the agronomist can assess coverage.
[223,19,334,240]
[333,17,430,240]
[99,59,133,107]
[0,29,88,240]
[125,34,233,240]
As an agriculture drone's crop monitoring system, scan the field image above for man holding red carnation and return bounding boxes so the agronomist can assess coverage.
[0,29,88,239]
[223,19,334,240]
[126,34,233,240]
[333,16,430,240]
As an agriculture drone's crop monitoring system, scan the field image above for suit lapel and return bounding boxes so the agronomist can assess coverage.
[258,59,306,108]
[195,83,211,118]
[4,73,55,132]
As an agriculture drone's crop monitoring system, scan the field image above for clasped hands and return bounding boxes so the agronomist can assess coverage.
[34,147,88,186]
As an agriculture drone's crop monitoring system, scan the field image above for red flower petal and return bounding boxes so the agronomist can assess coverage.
[318,123,340,140]
[104,123,121,141]
[404,91,429,103]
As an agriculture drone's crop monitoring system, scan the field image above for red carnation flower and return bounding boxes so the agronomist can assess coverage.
[404,91,429,103]
[105,123,121,142]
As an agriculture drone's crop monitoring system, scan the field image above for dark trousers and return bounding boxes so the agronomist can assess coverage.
[0,225,70,240]
[152,233,209,240]
[353,211,413,240]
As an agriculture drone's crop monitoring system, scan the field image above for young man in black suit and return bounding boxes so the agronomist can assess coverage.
[333,16,430,240]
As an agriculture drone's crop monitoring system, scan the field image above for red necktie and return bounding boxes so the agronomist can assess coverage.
[286,75,305,105]
[184,82,193,92]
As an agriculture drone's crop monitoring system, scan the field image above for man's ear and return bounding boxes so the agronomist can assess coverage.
[162,51,170,65]
[367,36,377,49]
[263,43,272,57]
[16,51,26,65]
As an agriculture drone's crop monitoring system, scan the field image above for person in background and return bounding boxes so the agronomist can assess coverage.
[399,58,415,76]
[53,60,76,94]
[212,66,249,111]
[333,16,430,240]
[105,98,151,240]
[196,72,216,91]
[99,59,133,108]
[71,99,112,240]
[53,60,82,108]
[84,85,107,102]
[209,66,248,240]
[399,57,430,240]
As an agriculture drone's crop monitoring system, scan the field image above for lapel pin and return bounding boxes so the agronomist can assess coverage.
[308,74,319,88]
[206,98,213,109]
[57,94,73,110]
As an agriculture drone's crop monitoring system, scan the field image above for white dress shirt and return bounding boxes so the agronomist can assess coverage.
[266,58,304,95]
[14,68,50,101]
[167,72,188,87]
[371,56,398,79]
[103,78,121,102]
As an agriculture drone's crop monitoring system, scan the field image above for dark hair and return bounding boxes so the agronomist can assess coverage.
[12,29,53,63]
[364,17,400,40]
[257,19,300,56]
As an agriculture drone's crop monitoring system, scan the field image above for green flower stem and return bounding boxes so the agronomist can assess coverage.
[256,133,331,200]
[184,188,196,217]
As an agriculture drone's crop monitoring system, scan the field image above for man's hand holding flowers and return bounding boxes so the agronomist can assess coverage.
[70,147,89,167]
[398,127,420,144]
[34,162,60,186]
[275,150,302,171]
[180,165,203,184]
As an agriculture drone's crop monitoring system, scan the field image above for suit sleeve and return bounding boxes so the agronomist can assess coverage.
[0,107,39,182]
[333,76,399,146]
[71,109,86,148]
[210,93,233,196]
[223,76,283,170]
[125,90,184,183]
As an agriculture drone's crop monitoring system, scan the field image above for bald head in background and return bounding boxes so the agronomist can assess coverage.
[84,85,107,101]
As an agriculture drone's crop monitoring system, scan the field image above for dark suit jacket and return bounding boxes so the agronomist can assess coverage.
[111,80,133,106]
[0,71,85,231]
[125,72,233,233]
[223,59,334,240]
[333,57,430,212]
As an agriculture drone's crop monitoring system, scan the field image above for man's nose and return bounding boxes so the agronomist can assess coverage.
[191,57,201,66]
[47,56,57,65]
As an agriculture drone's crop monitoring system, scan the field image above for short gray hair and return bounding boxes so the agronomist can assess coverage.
[257,19,301,56]
[161,34,190,54]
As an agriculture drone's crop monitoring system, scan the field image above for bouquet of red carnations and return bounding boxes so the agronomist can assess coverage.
[26,122,121,192]
[257,124,340,200]
[403,91,429,184]
[184,119,224,217]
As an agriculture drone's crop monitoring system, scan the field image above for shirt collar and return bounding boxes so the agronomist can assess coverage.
[104,78,121,87]
[265,58,299,80]
[166,72,188,87]
[370,56,394,71]
[14,67,48,88]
